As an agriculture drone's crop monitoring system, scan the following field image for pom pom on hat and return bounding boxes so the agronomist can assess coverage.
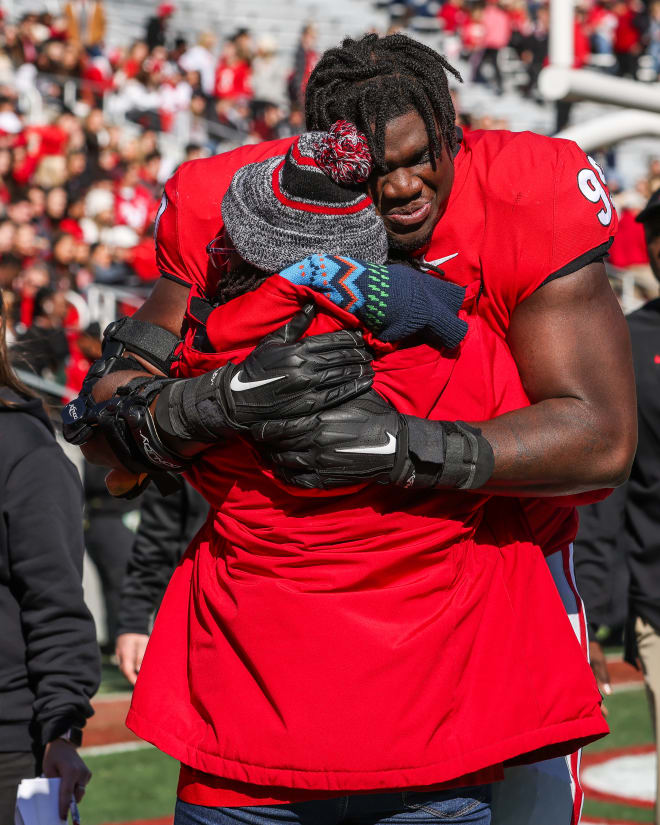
[313,120,373,185]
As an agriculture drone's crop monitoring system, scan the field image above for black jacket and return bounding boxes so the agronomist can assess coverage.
[0,387,100,752]
[575,298,660,645]
[117,481,208,636]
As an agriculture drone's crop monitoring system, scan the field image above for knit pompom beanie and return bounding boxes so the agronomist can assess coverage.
[221,121,388,272]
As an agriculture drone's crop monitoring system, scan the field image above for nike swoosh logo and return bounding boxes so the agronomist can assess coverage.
[336,432,397,455]
[229,372,286,392]
[425,252,459,266]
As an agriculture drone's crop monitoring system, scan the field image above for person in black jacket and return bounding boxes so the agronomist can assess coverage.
[0,294,100,822]
[84,461,139,652]
[575,187,660,825]
[115,481,208,685]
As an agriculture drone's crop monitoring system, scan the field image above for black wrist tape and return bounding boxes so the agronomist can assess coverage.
[406,418,494,490]
[439,421,494,489]
[154,368,233,444]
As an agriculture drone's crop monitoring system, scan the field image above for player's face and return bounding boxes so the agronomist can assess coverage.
[368,110,455,254]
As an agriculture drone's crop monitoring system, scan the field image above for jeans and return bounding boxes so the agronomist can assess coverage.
[175,785,492,825]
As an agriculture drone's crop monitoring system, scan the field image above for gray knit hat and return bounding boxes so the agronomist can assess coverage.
[221,124,388,272]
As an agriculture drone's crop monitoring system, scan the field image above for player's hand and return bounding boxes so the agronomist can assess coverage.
[252,390,408,490]
[589,639,611,714]
[155,304,374,442]
[43,738,92,820]
[222,303,373,426]
[253,391,494,491]
[105,469,150,498]
[116,632,150,686]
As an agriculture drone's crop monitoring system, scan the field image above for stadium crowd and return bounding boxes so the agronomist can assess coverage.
[0,3,324,392]
[391,0,658,92]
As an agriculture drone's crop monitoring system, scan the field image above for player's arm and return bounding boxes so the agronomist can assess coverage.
[471,259,636,493]
[253,262,636,495]
[73,277,192,470]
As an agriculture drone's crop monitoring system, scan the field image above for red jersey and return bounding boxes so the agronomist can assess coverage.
[127,130,613,802]
[417,128,617,550]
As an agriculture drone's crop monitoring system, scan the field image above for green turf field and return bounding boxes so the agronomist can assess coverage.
[79,746,179,824]
[582,687,655,824]
[78,686,654,824]
[98,661,132,695]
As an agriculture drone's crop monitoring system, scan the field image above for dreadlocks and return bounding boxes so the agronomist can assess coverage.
[305,34,462,174]
[214,259,271,306]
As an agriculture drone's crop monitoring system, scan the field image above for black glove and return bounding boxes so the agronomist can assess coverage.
[252,390,494,491]
[155,304,373,442]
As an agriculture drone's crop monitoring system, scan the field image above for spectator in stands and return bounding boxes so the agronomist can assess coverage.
[649,0,660,73]
[472,0,511,94]
[0,292,99,823]
[589,0,619,57]
[214,34,252,101]
[179,31,216,96]
[521,3,549,95]
[608,189,649,269]
[12,285,69,380]
[437,0,470,34]
[575,187,660,825]
[288,22,318,106]
[145,2,175,51]
[251,34,287,107]
[613,0,646,77]
[114,160,158,232]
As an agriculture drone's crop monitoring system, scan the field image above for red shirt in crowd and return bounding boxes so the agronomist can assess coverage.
[608,208,649,267]
[438,0,469,33]
[614,2,642,53]
[214,58,252,100]
[114,183,157,232]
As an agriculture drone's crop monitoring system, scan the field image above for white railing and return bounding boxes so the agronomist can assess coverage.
[85,284,146,332]
[14,367,76,401]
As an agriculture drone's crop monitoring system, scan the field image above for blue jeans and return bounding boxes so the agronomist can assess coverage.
[175,785,492,824]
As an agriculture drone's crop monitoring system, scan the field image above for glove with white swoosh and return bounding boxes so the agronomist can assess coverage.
[154,303,374,442]
[252,390,494,491]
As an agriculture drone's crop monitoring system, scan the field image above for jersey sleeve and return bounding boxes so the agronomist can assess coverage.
[489,136,618,318]
[545,141,617,286]
[154,170,192,288]
[154,137,296,295]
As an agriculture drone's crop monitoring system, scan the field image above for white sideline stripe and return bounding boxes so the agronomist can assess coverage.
[80,741,151,757]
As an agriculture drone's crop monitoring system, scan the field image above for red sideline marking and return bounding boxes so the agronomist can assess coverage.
[581,744,655,809]
[606,659,643,685]
[584,820,651,825]
[86,696,139,747]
